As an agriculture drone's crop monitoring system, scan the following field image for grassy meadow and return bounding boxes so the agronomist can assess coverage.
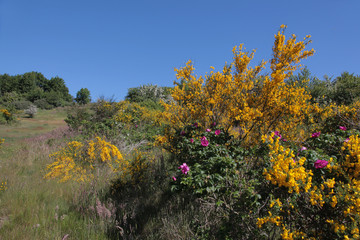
[0,108,109,239]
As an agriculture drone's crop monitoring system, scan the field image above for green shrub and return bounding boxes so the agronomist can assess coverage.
[44,91,64,107]
[65,105,92,131]
[34,98,53,110]
[12,100,33,110]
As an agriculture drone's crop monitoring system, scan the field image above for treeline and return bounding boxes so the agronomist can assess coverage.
[125,69,360,108]
[2,68,359,111]
[0,72,72,109]
[288,68,360,105]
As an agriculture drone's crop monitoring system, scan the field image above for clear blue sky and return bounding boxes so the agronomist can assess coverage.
[1,0,359,100]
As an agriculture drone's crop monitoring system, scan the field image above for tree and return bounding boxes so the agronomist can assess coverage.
[331,72,360,105]
[75,88,91,105]
[48,77,72,102]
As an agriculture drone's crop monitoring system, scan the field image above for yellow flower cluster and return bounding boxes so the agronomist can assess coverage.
[281,226,307,240]
[0,109,11,117]
[309,186,325,207]
[153,135,167,147]
[256,211,282,228]
[261,134,360,238]
[257,211,307,240]
[342,135,360,179]
[113,101,164,126]
[44,137,123,182]
[0,181,7,192]
[310,101,360,134]
[262,134,313,194]
[162,25,315,146]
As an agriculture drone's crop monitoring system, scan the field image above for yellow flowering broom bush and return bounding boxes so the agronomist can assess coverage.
[0,108,15,123]
[162,25,316,146]
[44,137,123,182]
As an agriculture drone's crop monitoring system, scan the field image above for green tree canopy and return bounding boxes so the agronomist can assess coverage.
[0,72,73,109]
[75,88,91,105]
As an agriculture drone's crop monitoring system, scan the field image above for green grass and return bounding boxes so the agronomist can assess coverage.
[0,108,68,143]
[0,108,109,239]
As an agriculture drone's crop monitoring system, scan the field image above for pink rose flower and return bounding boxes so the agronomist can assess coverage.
[339,126,347,131]
[215,129,221,135]
[273,131,282,140]
[201,136,209,147]
[314,160,328,169]
[300,146,307,151]
[190,138,194,143]
[312,132,321,138]
[172,176,177,181]
[206,129,211,132]
[178,163,190,175]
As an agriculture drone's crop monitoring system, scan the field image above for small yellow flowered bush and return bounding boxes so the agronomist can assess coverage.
[114,101,163,126]
[44,137,123,182]
[120,149,156,184]
[319,101,360,132]
[0,109,11,117]
[0,181,7,191]
[0,108,14,123]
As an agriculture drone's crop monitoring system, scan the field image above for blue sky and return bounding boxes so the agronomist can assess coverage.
[1,0,359,100]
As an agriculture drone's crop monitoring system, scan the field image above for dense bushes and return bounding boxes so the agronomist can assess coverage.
[44,26,360,239]
[0,72,73,109]
[289,68,360,106]
[125,84,172,106]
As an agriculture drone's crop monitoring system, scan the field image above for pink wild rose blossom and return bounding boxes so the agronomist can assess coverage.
[312,132,321,138]
[190,138,194,143]
[178,163,190,175]
[314,160,328,169]
[201,136,209,146]
[339,126,347,131]
[273,131,282,140]
[215,129,221,135]
[206,129,211,132]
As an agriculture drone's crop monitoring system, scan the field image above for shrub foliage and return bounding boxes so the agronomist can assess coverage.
[43,26,360,239]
